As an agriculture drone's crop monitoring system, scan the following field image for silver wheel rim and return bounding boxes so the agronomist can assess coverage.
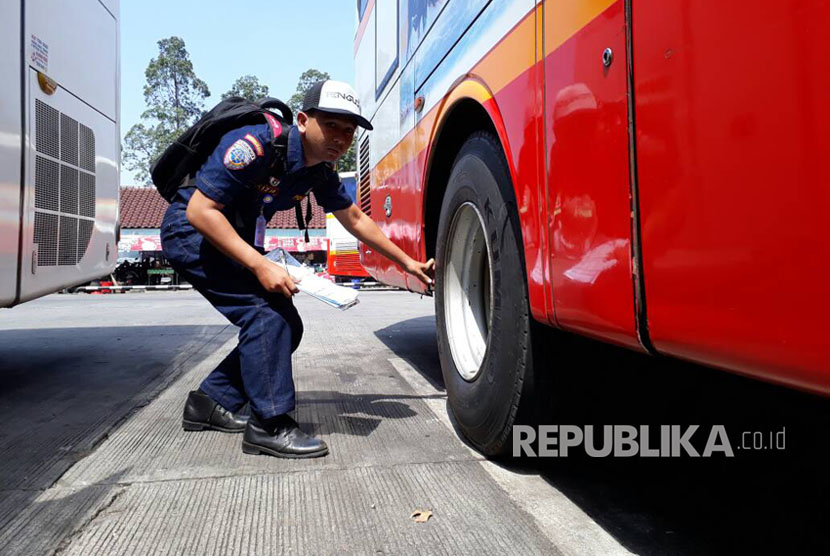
[443,202,493,381]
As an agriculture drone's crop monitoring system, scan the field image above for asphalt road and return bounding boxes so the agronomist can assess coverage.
[0,290,826,555]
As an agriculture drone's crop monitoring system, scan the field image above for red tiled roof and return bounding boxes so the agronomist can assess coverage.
[119,186,328,229]
[120,187,169,228]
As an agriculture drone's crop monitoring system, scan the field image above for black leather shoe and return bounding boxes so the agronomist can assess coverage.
[182,390,248,433]
[242,414,328,458]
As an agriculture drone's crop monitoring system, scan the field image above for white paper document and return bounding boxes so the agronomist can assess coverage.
[265,248,359,310]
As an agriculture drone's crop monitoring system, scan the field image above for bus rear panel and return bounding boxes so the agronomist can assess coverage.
[0,0,120,308]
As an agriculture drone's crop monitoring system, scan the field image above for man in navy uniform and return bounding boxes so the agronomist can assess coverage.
[161,81,434,458]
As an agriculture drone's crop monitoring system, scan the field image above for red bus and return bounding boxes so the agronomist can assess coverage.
[326,172,371,281]
[354,0,830,454]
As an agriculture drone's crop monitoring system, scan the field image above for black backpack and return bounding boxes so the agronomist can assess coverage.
[150,97,293,202]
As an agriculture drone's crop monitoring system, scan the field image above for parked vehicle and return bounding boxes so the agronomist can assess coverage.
[1,0,120,308]
[354,0,830,454]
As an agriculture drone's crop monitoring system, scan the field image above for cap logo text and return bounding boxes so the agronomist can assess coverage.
[325,91,360,110]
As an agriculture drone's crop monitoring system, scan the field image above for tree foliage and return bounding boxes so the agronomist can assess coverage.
[287,68,331,115]
[222,75,270,102]
[338,140,356,173]
[286,68,356,172]
[123,36,210,184]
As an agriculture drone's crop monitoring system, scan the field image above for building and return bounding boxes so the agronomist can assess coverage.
[118,186,330,268]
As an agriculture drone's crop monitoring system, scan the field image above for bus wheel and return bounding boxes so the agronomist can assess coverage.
[435,131,538,456]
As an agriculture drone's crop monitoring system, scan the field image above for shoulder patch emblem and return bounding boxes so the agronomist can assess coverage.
[244,133,264,156]
[223,139,257,170]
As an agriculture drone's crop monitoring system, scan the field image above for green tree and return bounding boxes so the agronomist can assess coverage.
[222,75,270,102]
[339,141,356,173]
[287,68,330,115]
[123,36,210,184]
[286,68,356,172]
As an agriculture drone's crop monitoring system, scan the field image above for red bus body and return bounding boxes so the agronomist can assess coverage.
[354,0,830,396]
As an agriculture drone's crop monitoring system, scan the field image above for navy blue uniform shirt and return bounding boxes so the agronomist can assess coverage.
[161,122,352,252]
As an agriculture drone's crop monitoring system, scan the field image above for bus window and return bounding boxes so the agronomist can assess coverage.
[357,0,370,20]
[407,0,448,60]
[375,0,398,97]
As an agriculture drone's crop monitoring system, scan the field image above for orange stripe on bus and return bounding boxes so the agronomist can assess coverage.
[470,5,538,99]
[372,8,537,186]
[545,0,617,56]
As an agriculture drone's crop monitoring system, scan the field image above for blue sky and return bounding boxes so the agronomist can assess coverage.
[121,0,358,183]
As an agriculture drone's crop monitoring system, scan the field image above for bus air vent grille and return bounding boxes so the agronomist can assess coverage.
[358,136,371,215]
[60,166,79,214]
[33,100,97,266]
[60,114,79,166]
[78,220,94,260]
[34,212,58,267]
[59,216,78,266]
[35,156,59,211]
[35,100,59,159]
[79,173,96,218]
[79,124,95,172]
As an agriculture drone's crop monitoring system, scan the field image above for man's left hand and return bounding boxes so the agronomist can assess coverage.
[405,258,435,287]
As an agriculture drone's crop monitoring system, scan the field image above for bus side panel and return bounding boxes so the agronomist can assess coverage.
[470,4,549,324]
[413,1,547,304]
[358,1,551,313]
[544,0,641,349]
[354,4,376,126]
[0,1,22,308]
[98,0,119,19]
[27,0,117,121]
[634,1,830,394]
[18,74,119,303]
[362,67,409,288]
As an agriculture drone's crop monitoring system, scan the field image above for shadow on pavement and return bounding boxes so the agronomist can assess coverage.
[373,315,443,390]
[0,325,230,533]
[376,316,830,555]
[300,389,444,437]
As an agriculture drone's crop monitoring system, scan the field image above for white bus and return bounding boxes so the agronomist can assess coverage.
[1,0,120,308]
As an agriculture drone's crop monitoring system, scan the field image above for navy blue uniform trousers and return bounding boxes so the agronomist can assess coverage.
[161,211,302,419]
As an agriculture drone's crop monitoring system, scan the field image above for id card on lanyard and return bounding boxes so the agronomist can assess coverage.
[254,209,266,248]
[255,194,275,249]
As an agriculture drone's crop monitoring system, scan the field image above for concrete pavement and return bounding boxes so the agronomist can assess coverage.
[1,290,827,555]
[0,291,624,556]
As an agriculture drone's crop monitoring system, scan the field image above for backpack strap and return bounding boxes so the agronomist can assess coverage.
[259,110,291,178]
[256,97,293,124]
[261,112,283,139]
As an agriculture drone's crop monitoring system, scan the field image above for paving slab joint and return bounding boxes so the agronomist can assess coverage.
[50,485,128,556]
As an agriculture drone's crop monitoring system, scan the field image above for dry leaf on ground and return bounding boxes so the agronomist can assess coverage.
[410,510,433,523]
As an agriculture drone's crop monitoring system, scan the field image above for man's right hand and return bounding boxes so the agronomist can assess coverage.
[185,191,301,298]
[253,259,301,298]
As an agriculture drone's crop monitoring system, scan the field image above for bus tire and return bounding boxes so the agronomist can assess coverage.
[435,131,539,456]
